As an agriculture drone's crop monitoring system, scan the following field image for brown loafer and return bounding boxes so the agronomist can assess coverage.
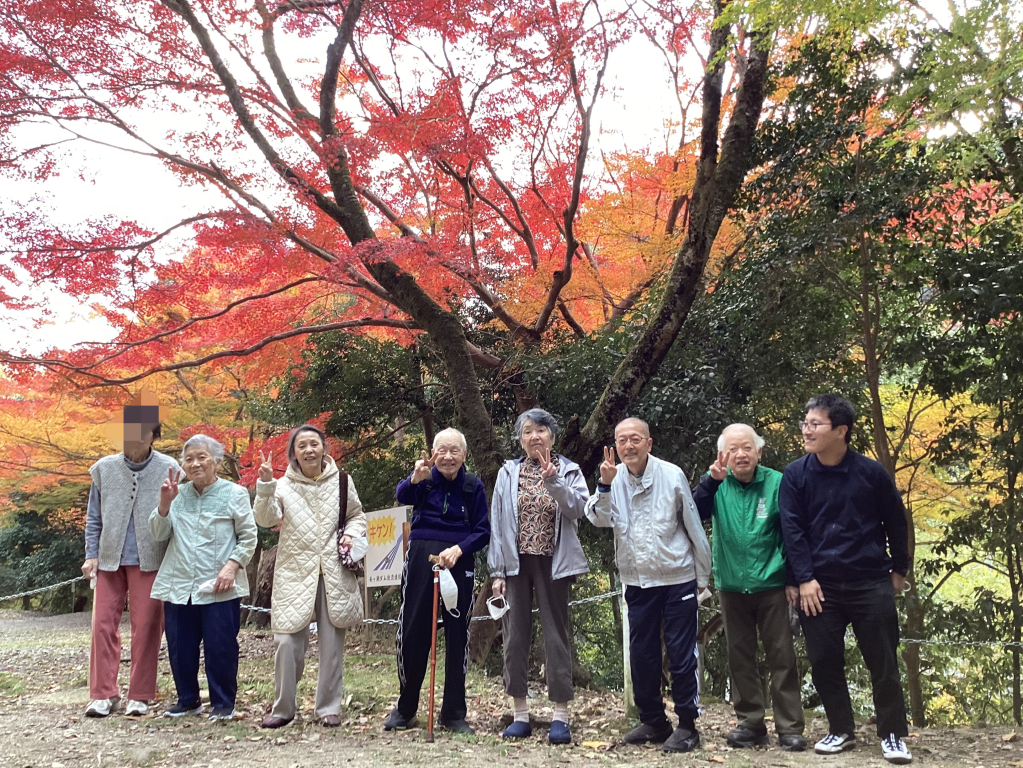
[261,715,292,729]
[322,714,341,727]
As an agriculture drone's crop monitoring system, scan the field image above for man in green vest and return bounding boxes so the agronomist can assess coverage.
[694,423,806,751]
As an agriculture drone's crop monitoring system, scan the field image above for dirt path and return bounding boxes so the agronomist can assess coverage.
[0,609,1016,768]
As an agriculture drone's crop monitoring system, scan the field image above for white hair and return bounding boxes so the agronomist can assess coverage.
[717,423,765,452]
[181,433,225,463]
[433,427,467,452]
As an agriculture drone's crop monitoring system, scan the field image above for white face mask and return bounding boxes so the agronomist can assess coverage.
[347,535,368,562]
[438,567,460,617]
[486,595,510,620]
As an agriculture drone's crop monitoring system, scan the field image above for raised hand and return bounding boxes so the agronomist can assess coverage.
[258,450,274,483]
[599,445,618,485]
[709,449,733,481]
[411,449,438,484]
[158,467,181,516]
[538,447,557,479]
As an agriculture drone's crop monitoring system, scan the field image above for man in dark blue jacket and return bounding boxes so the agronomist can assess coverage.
[779,394,912,764]
[384,428,490,736]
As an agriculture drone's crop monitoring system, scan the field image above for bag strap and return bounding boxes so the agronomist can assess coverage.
[462,471,477,527]
[336,469,349,557]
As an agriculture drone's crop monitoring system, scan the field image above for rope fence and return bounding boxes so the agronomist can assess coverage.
[3,576,1023,648]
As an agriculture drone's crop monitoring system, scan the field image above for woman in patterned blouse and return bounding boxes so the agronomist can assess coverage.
[487,408,591,745]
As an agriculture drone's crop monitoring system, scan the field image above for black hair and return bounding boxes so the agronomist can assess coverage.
[287,424,329,469]
[805,394,855,444]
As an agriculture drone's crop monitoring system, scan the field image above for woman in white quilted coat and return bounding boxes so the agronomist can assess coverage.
[253,424,366,728]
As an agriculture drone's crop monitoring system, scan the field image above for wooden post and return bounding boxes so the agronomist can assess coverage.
[621,594,637,718]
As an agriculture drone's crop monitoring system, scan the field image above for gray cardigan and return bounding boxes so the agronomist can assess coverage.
[487,454,590,582]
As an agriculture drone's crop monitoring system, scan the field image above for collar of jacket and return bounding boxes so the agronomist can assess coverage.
[807,450,853,473]
[511,453,581,476]
[625,454,662,490]
[286,455,340,485]
[178,477,222,498]
[429,464,466,486]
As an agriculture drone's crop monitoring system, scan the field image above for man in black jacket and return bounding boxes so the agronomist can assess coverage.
[779,394,912,765]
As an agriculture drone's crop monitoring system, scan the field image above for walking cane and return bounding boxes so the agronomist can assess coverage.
[426,555,442,743]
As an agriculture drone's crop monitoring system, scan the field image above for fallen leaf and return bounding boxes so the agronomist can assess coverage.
[708,757,726,763]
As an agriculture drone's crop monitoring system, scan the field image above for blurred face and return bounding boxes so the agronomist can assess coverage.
[122,422,156,461]
[519,419,554,459]
[614,419,653,475]
[182,444,219,489]
[434,438,466,480]
[721,426,761,482]
[294,430,326,478]
[800,408,847,456]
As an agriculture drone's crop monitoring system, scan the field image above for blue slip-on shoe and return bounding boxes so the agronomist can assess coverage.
[549,720,571,745]
[502,720,533,739]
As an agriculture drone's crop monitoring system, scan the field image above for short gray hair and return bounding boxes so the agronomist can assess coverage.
[433,427,467,452]
[717,423,765,452]
[514,408,559,440]
[181,433,225,463]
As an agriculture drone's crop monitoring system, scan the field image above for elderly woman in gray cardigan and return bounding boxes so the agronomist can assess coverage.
[488,408,590,745]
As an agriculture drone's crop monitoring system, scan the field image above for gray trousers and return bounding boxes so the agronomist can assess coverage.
[502,553,573,702]
[719,587,804,734]
[271,575,346,720]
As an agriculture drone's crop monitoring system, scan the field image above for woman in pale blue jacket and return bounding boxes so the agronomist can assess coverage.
[150,434,257,722]
[488,408,590,745]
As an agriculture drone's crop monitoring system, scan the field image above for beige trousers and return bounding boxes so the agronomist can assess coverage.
[271,575,346,719]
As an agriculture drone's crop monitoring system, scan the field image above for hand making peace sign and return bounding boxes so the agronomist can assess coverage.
[599,445,618,485]
[538,447,558,479]
[158,467,182,516]
[258,450,275,483]
[708,449,733,481]
[411,449,439,484]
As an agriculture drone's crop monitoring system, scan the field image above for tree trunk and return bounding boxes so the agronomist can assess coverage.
[252,545,276,630]
[903,581,927,726]
[561,10,772,474]
[469,577,499,666]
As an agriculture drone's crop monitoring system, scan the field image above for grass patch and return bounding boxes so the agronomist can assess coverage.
[0,671,24,696]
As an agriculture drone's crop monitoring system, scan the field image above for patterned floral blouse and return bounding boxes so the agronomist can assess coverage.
[517,455,559,556]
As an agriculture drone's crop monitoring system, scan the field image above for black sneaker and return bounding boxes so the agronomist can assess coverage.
[163,702,203,718]
[441,718,475,735]
[727,725,768,748]
[663,726,700,753]
[779,733,808,751]
[623,720,674,745]
[383,708,418,731]
[208,707,238,721]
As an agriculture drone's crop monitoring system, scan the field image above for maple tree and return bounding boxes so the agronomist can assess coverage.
[0,0,781,486]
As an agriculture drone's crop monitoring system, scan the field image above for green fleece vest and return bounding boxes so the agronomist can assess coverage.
[710,464,786,593]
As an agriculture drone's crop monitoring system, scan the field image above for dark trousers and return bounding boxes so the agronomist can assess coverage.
[625,580,700,728]
[163,598,241,711]
[719,588,804,735]
[502,553,574,702]
[800,578,908,738]
[396,539,475,722]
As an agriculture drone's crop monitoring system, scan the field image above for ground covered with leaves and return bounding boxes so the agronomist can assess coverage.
[0,609,1019,768]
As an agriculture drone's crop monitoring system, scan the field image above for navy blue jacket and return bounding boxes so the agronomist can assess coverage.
[779,450,909,585]
[395,465,490,556]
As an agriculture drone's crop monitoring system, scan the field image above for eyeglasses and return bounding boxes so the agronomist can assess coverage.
[798,420,833,431]
[614,436,647,447]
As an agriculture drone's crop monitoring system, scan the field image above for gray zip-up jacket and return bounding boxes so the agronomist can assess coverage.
[488,454,590,582]
[586,454,711,589]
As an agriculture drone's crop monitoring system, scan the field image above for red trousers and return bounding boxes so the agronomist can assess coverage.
[89,566,163,701]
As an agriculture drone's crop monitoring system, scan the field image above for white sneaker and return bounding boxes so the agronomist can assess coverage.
[124,700,149,717]
[815,733,856,754]
[85,697,120,718]
[881,734,912,764]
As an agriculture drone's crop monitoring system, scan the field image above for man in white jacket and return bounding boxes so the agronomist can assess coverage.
[586,418,712,753]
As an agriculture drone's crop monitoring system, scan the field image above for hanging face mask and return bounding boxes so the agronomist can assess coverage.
[487,595,510,620]
[347,535,369,562]
[437,567,460,618]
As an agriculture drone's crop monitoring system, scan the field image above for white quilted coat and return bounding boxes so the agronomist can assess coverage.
[254,457,367,633]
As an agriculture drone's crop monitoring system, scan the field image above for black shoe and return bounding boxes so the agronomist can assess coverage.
[441,718,475,735]
[383,708,418,731]
[163,702,203,718]
[623,720,674,745]
[727,725,768,748]
[663,726,700,753]
[779,733,807,751]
